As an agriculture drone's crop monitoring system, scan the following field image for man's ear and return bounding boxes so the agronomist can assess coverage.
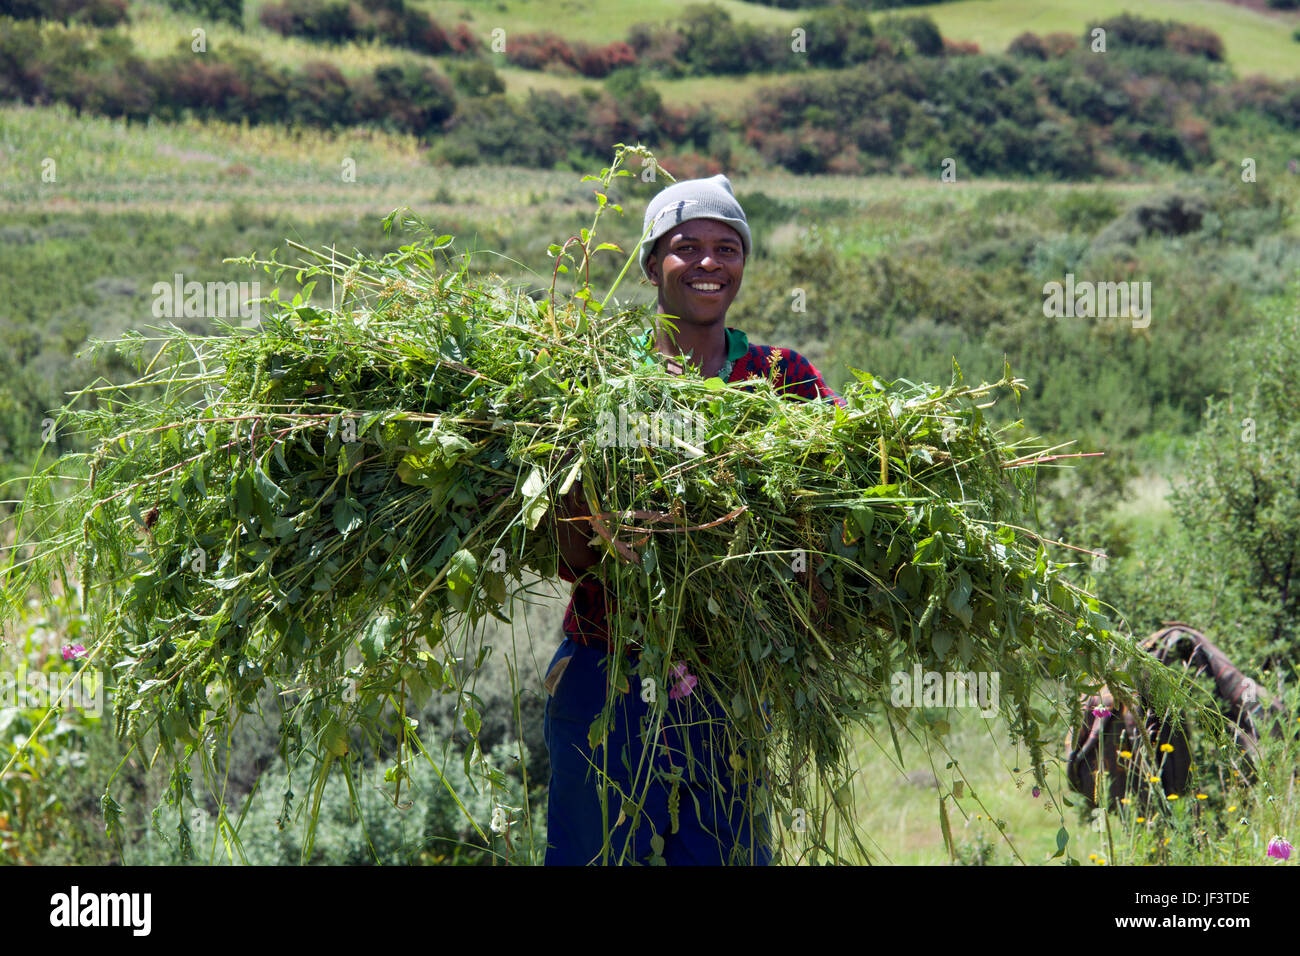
[645,252,661,286]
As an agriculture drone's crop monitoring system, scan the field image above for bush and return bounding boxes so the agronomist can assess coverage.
[899,15,943,56]
[447,59,504,97]
[802,6,877,67]
[366,62,456,134]
[1007,32,1047,60]
[259,0,449,54]
[165,0,243,28]
[504,32,579,72]
[290,59,354,126]
[1166,24,1224,62]
[432,93,568,168]
[1106,291,1300,671]
[1086,13,1225,63]
[0,0,128,26]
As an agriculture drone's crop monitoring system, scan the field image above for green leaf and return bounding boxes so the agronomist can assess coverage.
[446,548,478,612]
[254,462,288,508]
[946,570,973,626]
[850,506,875,538]
[521,467,548,530]
[587,714,607,751]
[463,705,481,736]
[360,615,396,664]
[235,471,253,517]
[938,795,955,862]
[332,497,364,536]
[1052,825,1069,859]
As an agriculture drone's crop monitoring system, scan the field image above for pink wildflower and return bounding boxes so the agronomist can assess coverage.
[61,644,87,662]
[1092,706,1111,719]
[668,662,697,700]
[1266,836,1292,861]
[1032,787,1041,798]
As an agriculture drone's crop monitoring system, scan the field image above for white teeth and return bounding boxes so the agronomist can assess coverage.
[690,282,722,291]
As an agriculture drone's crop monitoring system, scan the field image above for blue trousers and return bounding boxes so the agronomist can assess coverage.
[542,637,773,866]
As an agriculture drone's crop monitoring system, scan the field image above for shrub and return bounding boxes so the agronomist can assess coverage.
[1166,24,1224,62]
[1007,32,1047,60]
[803,6,877,67]
[259,0,352,43]
[447,59,504,97]
[367,62,456,134]
[899,15,943,56]
[0,0,128,26]
[505,31,579,72]
[1086,13,1225,63]
[432,93,569,168]
[290,59,354,126]
[260,0,449,53]
[1089,13,1169,51]
[165,0,243,28]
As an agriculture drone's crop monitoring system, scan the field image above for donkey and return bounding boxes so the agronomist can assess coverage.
[1065,622,1288,808]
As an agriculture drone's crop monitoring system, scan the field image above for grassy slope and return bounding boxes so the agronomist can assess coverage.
[912,0,1300,78]
[98,0,1300,119]
[417,0,802,43]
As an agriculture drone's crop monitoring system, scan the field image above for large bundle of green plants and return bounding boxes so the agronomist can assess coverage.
[2,149,1206,863]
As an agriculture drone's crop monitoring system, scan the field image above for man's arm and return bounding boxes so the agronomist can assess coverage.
[553,484,599,581]
[783,349,847,407]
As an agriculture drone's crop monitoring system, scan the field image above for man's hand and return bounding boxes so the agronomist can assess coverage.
[553,483,599,574]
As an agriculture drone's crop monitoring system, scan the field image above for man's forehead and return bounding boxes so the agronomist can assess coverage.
[660,222,743,244]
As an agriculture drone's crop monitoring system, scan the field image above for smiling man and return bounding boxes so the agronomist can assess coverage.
[542,174,844,866]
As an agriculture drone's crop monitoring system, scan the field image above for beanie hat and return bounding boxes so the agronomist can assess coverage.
[638,174,751,280]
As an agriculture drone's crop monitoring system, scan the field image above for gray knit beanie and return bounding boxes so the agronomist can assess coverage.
[638,174,751,280]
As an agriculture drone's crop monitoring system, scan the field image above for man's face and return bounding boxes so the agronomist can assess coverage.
[645,219,745,327]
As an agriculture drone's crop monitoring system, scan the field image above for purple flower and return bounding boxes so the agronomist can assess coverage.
[668,662,697,700]
[1032,787,1041,798]
[1267,836,1292,861]
[1092,706,1111,719]
[61,644,87,662]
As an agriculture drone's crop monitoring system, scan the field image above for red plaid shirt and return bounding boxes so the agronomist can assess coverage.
[557,327,845,650]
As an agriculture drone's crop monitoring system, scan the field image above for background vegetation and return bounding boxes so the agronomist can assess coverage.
[1,0,1298,864]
